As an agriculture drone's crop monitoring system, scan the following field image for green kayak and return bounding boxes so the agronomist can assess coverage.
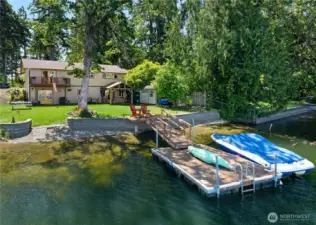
[188,146,232,170]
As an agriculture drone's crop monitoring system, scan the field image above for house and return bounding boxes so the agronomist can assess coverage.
[21,59,132,104]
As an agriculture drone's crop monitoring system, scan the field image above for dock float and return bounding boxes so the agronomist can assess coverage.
[152,144,282,198]
[133,111,282,197]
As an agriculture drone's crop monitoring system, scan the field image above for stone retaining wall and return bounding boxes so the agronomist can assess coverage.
[67,111,221,132]
[67,117,151,132]
[234,105,316,124]
[0,119,32,139]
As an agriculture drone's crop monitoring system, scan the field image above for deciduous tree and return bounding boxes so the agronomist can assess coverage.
[124,60,160,89]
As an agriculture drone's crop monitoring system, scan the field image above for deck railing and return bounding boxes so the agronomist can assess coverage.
[30,77,71,86]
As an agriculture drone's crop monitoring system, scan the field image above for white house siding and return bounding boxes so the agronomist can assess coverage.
[89,87,101,99]
[53,88,65,104]
[30,88,36,102]
[30,69,42,77]
[26,68,127,104]
[66,87,80,103]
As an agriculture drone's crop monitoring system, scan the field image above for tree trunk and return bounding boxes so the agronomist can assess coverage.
[78,15,93,110]
[23,44,27,58]
[2,52,7,83]
[49,45,56,60]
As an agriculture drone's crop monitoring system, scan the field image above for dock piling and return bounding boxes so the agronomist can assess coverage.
[155,128,159,150]
[192,117,196,144]
[215,155,220,198]
[274,154,278,187]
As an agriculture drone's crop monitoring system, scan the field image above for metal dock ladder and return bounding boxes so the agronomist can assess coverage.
[235,162,256,195]
[243,161,256,194]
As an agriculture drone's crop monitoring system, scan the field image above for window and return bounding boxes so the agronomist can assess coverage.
[89,73,94,79]
[102,73,107,79]
[77,89,81,95]
[114,74,118,79]
[150,91,154,97]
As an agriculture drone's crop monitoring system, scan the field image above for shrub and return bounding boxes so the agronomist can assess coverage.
[125,60,161,89]
[8,88,27,102]
[153,63,189,105]
[0,128,9,141]
[67,108,97,118]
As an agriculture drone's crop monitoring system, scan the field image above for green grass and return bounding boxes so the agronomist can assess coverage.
[0,104,190,127]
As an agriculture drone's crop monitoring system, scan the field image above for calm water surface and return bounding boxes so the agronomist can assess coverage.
[1,113,316,225]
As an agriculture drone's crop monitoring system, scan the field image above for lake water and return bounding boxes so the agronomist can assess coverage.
[1,113,316,225]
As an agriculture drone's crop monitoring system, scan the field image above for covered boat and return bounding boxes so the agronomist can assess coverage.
[188,146,232,170]
[211,133,314,177]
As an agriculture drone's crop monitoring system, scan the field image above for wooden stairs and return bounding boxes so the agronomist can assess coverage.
[144,109,193,149]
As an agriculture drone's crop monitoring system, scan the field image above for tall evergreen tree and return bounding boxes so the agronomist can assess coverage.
[167,0,294,117]
[263,0,316,97]
[68,0,131,110]
[132,0,178,63]
[28,0,70,60]
[0,0,29,83]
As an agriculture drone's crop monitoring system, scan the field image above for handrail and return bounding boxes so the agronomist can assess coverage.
[246,161,256,192]
[30,76,71,85]
[245,161,255,178]
[152,115,175,139]
[160,109,192,140]
[161,109,191,129]
[234,163,244,194]
[163,114,185,130]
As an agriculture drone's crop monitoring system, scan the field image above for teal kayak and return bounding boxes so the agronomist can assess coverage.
[188,146,232,170]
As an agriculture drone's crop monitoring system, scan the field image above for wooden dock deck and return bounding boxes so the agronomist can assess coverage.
[152,144,281,197]
[132,110,282,197]
[144,111,192,149]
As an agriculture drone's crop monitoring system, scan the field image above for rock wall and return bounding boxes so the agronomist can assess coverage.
[67,117,151,133]
[0,119,32,139]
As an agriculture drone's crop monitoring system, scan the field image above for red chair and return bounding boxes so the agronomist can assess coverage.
[130,104,141,117]
[141,104,151,116]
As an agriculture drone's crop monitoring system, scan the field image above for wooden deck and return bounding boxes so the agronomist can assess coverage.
[152,144,280,197]
[142,113,192,149]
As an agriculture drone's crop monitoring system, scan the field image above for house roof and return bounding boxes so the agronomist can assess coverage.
[106,81,123,89]
[21,59,128,74]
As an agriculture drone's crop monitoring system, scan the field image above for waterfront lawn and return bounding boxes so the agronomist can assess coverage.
[0,104,190,127]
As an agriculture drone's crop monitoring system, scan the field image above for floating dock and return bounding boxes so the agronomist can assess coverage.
[152,144,282,197]
[134,111,282,197]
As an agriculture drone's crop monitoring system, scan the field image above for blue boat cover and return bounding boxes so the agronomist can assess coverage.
[213,133,303,164]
